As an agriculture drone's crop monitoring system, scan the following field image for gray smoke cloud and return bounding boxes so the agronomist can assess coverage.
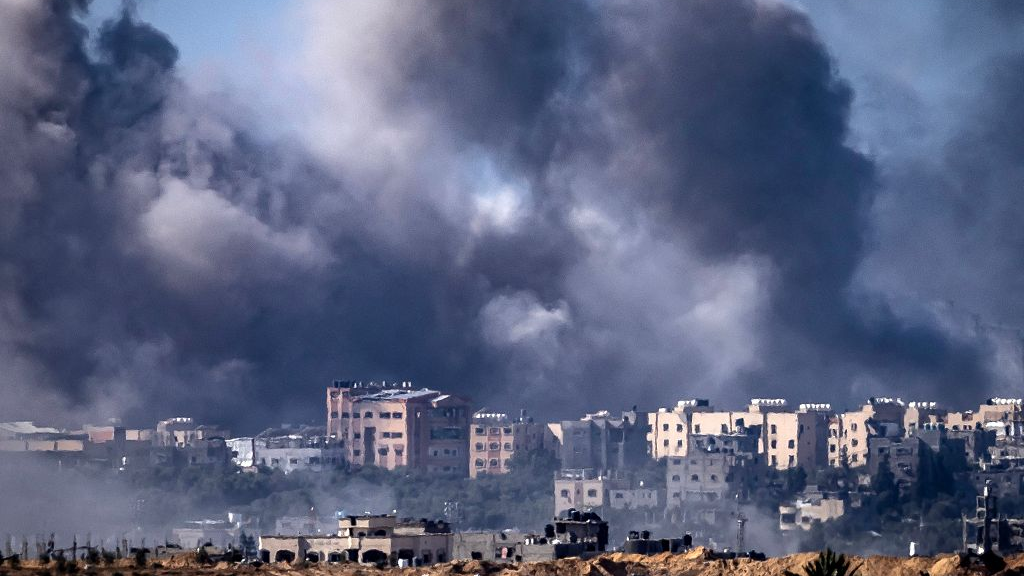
[0,0,1018,432]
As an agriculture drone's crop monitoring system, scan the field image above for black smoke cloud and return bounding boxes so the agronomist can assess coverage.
[0,0,1009,432]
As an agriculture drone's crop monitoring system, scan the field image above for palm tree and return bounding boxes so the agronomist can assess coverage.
[785,548,862,576]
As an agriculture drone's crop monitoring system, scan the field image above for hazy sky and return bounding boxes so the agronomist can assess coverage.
[2,0,1023,433]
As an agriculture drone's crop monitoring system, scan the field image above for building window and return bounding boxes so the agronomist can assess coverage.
[694,425,701,433]
[788,455,795,465]
[560,489,570,497]
[475,443,484,451]
[503,442,512,450]
[354,433,361,439]
[721,424,728,433]
[587,489,598,497]
[770,424,777,434]
[331,411,339,418]
[788,439,795,448]
[380,412,391,419]
[475,427,485,435]
[489,459,499,466]
[851,423,858,432]
[489,427,500,435]
[475,459,485,467]
[663,440,669,447]
[503,427,512,434]
[710,474,718,481]
[677,440,683,447]
[489,442,500,450]
[851,439,859,447]
[392,412,402,419]
[353,412,360,419]
[382,432,391,438]
[671,475,680,481]
[392,432,403,438]
[662,424,669,431]
[342,412,350,418]
[364,411,373,418]
[503,459,511,468]
[378,448,388,455]
[690,474,699,481]
[770,440,777,449]
[353,450,360,456]
[676,424,684,432]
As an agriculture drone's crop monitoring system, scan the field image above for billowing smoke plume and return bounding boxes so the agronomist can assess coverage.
[0,0,1017,431]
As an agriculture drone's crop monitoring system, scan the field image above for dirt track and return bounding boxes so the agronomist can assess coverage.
[5,548,1024,576]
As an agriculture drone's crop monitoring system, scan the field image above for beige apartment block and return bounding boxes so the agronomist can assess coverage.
[469,410,548,478]
[327,381,471,475]
[553,469,630,515]
[827,397,906,468]
[763,404,832,470]
[647,399,711,459]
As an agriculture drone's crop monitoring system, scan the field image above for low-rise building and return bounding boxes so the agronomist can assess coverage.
[258,515,452,566]
[155,417,229,448]
[779,485,845,531]
[554,469,629,515]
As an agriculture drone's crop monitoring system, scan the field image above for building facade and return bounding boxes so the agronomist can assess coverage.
[327,381,471,475]
[469,409,549,478]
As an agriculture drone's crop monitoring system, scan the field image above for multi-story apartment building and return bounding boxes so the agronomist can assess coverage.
[827,397,906,467]
[327,380,471,475]
[763,404,832,470]
[557,409,649,471]
[665,432,764,507]
[647,399,711,459]
[469,409,549,478]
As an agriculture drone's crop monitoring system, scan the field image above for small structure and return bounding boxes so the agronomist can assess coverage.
[518,510,609,562]
[779,485,845,531]
[621,530,686,555]
[258,514,452,567]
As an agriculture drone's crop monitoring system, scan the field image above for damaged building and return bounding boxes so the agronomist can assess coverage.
[326,380,471,475]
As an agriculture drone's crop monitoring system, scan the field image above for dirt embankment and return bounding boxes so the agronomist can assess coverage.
[6,548,1024,576]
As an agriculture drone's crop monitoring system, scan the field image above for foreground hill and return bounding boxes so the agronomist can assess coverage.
[6,548,1024,576]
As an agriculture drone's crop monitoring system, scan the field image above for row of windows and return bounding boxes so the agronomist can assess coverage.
[474,458,512,468]
[670,473,725,482]
[335,411,403,419]
[768,439,796,449]
[474,427,515,435]
[430,448,460,457]
[660,423,686,432]
[474,442,514,451]
[381,432,403,438]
